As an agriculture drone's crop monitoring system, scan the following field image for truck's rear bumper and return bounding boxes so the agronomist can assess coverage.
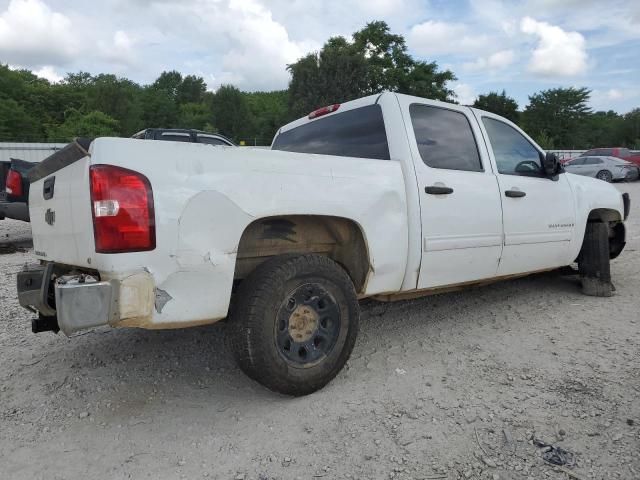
[17,264,119,336]
[0,200,29,222]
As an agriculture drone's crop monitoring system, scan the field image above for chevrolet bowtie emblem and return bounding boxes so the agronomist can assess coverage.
[45,208,55,226]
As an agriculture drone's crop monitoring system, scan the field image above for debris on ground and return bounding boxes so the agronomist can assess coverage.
[533,438,576,467]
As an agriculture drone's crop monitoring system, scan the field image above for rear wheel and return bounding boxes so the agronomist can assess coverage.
[578,222,612,297]
[596,170,613,182]
[228,254,360,396]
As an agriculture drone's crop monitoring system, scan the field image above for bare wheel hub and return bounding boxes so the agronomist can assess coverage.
[288,305,318,343]
[275,283,342,366]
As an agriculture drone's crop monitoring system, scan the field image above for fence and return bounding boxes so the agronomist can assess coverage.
[548,150,587,161]
[0,143,68,163]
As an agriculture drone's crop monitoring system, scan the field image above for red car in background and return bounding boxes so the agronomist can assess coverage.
[580,147,640,166]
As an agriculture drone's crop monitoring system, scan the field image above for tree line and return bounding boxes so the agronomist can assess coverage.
[0,21,638,149]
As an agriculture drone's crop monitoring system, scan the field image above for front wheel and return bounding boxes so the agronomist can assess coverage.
[228,254,360,396]
[596,170,613,182]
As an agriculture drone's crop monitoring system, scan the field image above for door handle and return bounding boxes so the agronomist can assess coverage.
[43,176,55,200]
[505,189,526,198]
[425,186,454,195]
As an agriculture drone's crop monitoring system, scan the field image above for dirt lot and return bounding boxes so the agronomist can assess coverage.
[1,183,638,480]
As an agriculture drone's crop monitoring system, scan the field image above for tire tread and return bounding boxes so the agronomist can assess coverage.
[228,254,359,396]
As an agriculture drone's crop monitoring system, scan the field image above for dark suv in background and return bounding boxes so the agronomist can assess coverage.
[132,129,235,146]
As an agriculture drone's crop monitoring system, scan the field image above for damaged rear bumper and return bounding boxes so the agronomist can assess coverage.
[17,263,119,336]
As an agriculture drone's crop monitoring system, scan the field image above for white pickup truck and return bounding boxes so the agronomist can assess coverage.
[18,92,629,395]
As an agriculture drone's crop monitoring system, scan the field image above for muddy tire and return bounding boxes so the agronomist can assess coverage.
[578,222,612,297]
[228,254,360,396]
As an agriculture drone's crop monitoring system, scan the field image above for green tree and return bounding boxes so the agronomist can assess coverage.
[287,21,456,117]
[522,87,592,148]
[177,75,207,104]
[473,90,519,124]
[141,87,179,128]
[621,108,640,148]
[49,109,120,140]
[151,70,183,99]
[534,131,555,150]
[81,74,144,136]
[211,85,253,141]
[245,90,290,144]
[178,102,211,130]
[288,37,368,118]
[583,111,625,148]
[0,98,41,140]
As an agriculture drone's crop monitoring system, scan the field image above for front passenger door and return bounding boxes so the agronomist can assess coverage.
[477,113,576,275]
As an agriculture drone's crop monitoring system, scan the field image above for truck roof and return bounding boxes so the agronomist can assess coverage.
[275,92,482,141]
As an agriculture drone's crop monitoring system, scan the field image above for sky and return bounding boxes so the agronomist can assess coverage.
[0,0,639,113]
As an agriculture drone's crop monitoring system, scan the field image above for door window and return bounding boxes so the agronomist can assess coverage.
[409,104,482,171]
[482,117,543,177]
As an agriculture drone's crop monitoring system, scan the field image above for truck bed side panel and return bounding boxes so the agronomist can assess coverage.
[32,138,408,328]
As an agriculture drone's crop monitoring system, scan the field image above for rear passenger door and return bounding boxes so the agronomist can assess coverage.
[399,99,504,289]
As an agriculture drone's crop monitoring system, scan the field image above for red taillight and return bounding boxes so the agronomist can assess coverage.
[6,169,23,196]
[308,103,340,119]
[90,164,155,253]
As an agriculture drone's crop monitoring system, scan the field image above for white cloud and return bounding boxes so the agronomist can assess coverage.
[0,0,78,66]
[0,0,636,114]
[34,65,63,83]
[520,16,588,76]
[453,83,477,105]
[353,0,398,16]
[408,20,491,56]
[463,50,515,71]
[590,87,640,113]
[146,0,318,91]
[99,30,136,65]
[607,88,623,100]
[217,0,313,89]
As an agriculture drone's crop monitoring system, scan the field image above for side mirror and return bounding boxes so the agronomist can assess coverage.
[540,152,561,178]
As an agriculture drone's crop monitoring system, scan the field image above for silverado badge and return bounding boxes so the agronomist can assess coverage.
[45,208,55,226]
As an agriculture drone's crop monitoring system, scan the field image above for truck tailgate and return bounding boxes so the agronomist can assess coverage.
[28,141,94,264]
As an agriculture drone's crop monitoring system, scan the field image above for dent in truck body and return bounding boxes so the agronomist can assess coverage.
[101,270,154,328]
[108,146,405,329]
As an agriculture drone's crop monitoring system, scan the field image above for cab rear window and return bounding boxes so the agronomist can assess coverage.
[272,105,390,160]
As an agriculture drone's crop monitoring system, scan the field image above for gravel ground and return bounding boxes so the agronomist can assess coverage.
[1,183,638,480]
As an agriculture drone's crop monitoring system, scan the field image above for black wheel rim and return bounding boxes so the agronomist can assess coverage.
[275,283,341,366]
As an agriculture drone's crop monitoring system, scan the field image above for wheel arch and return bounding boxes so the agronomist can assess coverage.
[585,208,625,259]
[233,214,371,294]
[587,208,622,223]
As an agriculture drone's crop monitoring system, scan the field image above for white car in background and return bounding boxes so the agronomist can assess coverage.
[564,155,639,182]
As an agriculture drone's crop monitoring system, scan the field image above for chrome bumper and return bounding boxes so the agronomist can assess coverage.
[17,264,119,336]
